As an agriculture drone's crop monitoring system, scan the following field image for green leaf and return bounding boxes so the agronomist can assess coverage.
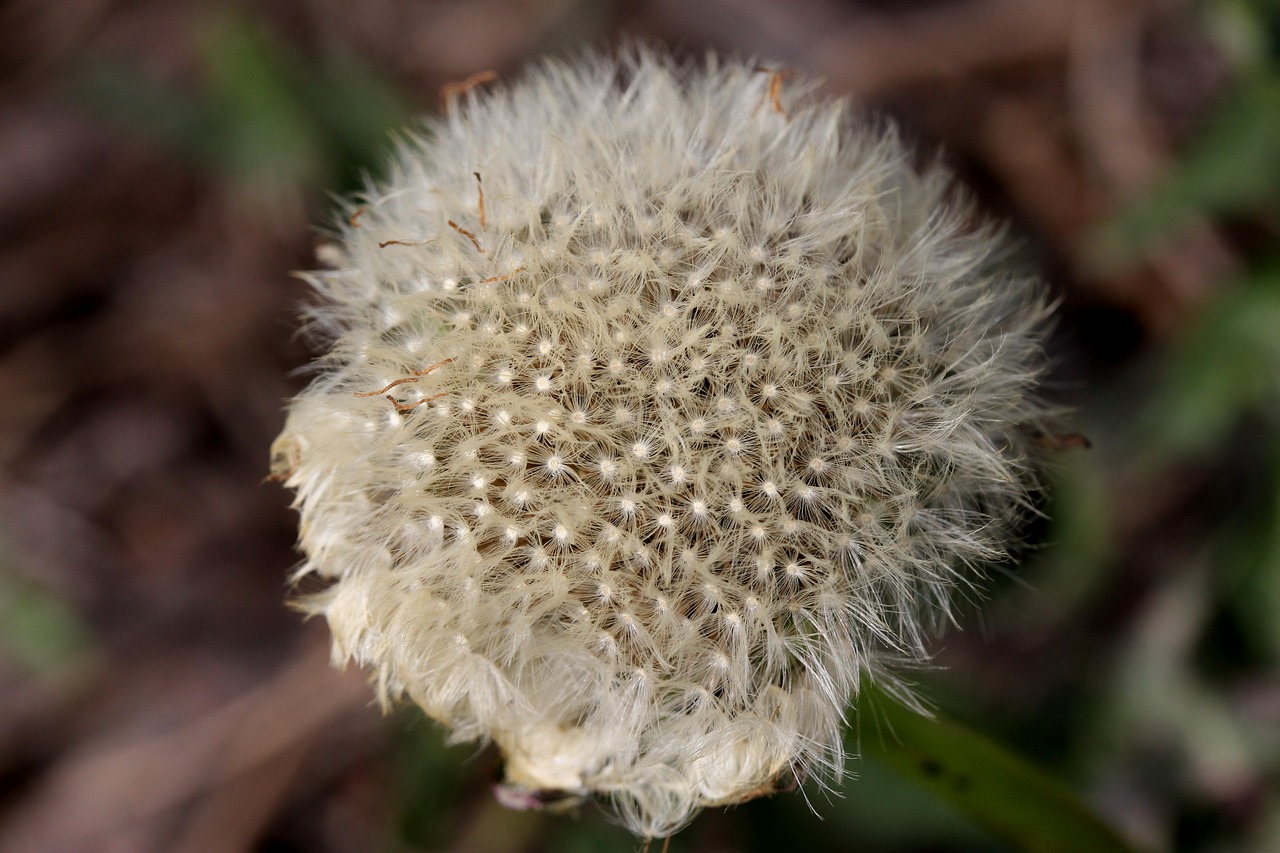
[290,51,412,193]
[854,684,1142,853]
[70,9,409,200]
[393,714,471,848]
[1143,260,1280,458]
[1094,72,1280,263]
[196,10,322,189]
[1212,416,1280,662]
[0,578,92,675]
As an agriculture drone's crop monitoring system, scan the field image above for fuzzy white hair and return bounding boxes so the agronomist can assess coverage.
[273,46,1052,838]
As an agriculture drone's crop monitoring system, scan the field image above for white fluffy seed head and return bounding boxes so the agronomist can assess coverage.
[273,47,1053,839]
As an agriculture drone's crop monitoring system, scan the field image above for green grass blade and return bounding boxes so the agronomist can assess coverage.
[854,685,1143,853]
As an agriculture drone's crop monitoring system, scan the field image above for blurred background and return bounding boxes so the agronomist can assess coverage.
[1,0,1277,850]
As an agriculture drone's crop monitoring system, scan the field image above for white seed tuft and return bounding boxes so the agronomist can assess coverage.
[275,46,1053,840]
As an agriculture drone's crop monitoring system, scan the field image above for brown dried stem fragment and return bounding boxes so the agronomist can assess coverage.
[440,70,499,112]
[754,66,793,119]
[377,239,432,249]
[448,220,484,253]
[389,393,446,414]
[353,376,420,397]
[474,172,486,228]
[477,267,526,284]
[1031,431,1092,451]
[413,357,456,376]
[354,358,455,400]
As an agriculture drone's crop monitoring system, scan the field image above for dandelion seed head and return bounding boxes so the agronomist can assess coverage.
[276,47,1053,839]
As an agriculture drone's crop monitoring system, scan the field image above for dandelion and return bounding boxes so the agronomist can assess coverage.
[272,46,1053,839]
